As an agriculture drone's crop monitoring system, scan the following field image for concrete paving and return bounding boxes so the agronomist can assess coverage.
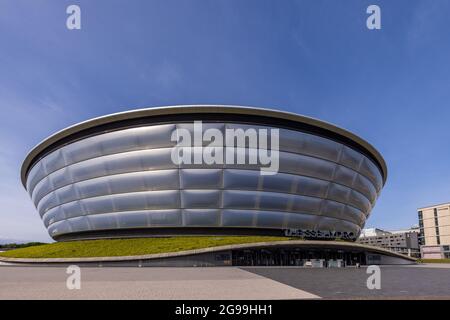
[0,266,319,300]
[2,265,450,300]
[244,265,450,299]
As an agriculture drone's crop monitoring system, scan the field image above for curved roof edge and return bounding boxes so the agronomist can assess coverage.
[0,240,414,264]
[20,105,388,187]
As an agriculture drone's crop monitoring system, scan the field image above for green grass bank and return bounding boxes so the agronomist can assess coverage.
[0,236,291,259]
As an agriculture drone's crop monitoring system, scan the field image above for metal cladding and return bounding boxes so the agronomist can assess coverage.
[21,105,387,241]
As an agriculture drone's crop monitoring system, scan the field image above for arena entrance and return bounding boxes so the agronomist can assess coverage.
[231,247,366,267]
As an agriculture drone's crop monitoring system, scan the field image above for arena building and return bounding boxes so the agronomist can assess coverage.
[20,105,414,265]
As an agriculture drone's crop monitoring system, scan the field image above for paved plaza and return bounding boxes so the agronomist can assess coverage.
[0,264,449,299]
[244,264,450,299]
[0,266,318,300]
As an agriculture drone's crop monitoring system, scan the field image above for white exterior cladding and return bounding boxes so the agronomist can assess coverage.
[21,106,387,241]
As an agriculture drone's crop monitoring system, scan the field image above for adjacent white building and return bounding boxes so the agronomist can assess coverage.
[358,227,420,258]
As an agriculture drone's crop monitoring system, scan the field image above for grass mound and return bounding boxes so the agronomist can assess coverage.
[418,258,450,264]
[0,236,290,259]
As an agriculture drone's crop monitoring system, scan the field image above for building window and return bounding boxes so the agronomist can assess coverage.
[418,210,423,220]
[419,238,424,245]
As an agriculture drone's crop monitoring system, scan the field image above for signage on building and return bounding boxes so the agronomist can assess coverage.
[284,228,356,240]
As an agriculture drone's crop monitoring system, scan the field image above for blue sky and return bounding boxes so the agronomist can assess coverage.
[1,0,449,242]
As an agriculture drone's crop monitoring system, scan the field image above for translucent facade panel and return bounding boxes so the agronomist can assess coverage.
[68,216,91,233]
[148,209,182,226]
[301,134,342,163]
[135,124,178,149]
[278,129,306,154]
[348,190,371,215]
[83,196,116,215]
[43,208,59,227]
[353,174,377,203]
[32,176,53,205]
[183,209,220,226]
[48,220,72,237]
[87,213,118,230]
[315,216,361,235]
[176,123,225,147]
[112,193,149,212]
[223,190,324,214]
[55,184,78,205]
[27,161,46,196]
[41,202,66,221]
[177,147,223,169]
[336,220,361,235]
[296,176,329,198]
[222,147,262,171]
[114,190,179,212]
[224,124,272,149]
[323,201,365,226]
[359,157,383,192]
[105,148,175,173]
[96,125,176,156]
[290,196,323,213]
[42,148,66,177]
[316,216,340,231]
[222,210,256,227]
[116,211,149,228]
[285,212,319,229]
[63,135,106,165]
[222,190,259,210]
[279,152,336,181]
[76,176,111,199]
[320,200,345,220]
[343,206,366,226]
[180,169,222,189]
[257,192,291,211]
[57,160,107,190]
[340,146,363,172]
[327,183,351,205]
[333,165,357,189]
[255,211,286,228]
[60,201,85,219]
[260,173,297,194]
[35,167,72,200]
[223,169,260,190]
[181,190,222,208]
[49,166,72,190]
[109,169,179,193]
